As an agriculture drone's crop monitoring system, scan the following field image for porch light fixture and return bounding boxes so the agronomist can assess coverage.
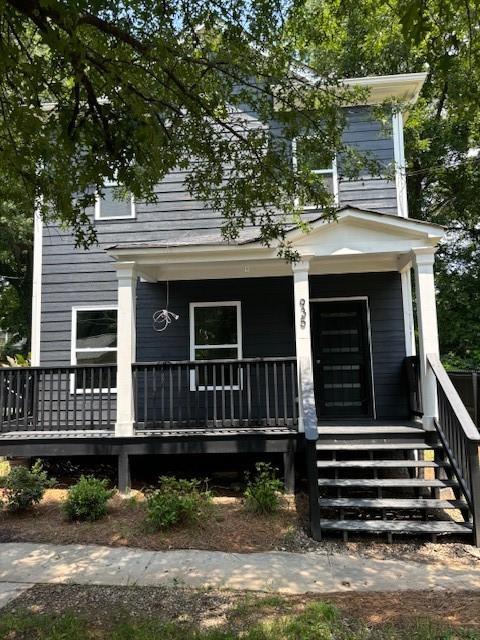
[153,281,179,332]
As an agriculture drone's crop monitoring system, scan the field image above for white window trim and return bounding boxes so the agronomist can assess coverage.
[70,305,118,394]
[94,179,136,221]
[189,301,243,391]
[292,138,339,208]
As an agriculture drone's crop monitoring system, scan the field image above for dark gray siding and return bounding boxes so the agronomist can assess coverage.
[136,277,296,362]
[136,272,408,420]
[39,106,398,366]
[338,107,397,216]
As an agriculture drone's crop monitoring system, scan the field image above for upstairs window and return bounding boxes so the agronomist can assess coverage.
[293,138,339,207]
[95,179,135,220]
[189,302,242,390]
[71,308,117,391]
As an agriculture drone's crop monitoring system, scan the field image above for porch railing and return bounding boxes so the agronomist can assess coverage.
[427,354,480,545]
[133,357,298,430]
[0,365,116,432]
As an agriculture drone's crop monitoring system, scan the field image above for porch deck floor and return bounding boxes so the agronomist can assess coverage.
[0,426,297,440]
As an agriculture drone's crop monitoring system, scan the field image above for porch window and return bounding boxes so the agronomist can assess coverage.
[95,179,135,220]
[71,307,117,392]
[189,302,242,390]
[293,137,339,207]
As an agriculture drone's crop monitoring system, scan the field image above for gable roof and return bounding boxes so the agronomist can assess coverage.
[108,206,444,254]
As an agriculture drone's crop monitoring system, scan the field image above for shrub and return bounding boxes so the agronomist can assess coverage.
[63,475,115,522]
[145,476,212,530]
[0,460,54,512]
[244,462,284,515]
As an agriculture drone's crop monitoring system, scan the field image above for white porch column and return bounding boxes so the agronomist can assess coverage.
[292,259,318,439]
[412,248,440,428]
[115,262,137,437]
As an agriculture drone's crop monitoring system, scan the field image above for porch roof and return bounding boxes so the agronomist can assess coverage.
[107,206,445,280]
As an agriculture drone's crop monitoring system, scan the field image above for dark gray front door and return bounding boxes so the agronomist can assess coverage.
[311,300,374,418]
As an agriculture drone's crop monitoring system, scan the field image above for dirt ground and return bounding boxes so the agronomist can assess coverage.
[3,584,480,631]
[1,487,480,566]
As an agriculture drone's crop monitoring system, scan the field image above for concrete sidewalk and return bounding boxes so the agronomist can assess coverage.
[0,543,479,599]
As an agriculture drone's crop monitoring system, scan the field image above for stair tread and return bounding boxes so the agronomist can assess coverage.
[316,443,439,451]
[317,478,457,488]
[317,460,448,469]
[320,519,473,534]
[318,426,424,435]
[318,497,467,509]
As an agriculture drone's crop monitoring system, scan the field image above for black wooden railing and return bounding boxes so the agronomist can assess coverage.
[428,354,480,546]
[448,370,479,426]
[133,357,298,430]
[0,365,116,432]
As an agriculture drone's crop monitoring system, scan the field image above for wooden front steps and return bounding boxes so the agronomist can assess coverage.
[313,422,474,542]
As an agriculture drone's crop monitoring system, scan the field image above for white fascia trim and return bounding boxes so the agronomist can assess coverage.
[343,72,428,105]
[30,206,43,366]
[392,111,409,218]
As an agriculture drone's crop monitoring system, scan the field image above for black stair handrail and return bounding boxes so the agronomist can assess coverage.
[428,353,480,546]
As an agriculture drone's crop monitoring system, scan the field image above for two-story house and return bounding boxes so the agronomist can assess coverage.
[2,71,479,544]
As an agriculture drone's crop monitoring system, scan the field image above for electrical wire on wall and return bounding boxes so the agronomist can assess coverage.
[152,280,179,332]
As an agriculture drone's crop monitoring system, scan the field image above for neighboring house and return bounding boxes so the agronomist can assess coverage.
[1,71,480,544]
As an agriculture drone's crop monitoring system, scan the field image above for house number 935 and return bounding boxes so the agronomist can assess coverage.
[299,298,306,329]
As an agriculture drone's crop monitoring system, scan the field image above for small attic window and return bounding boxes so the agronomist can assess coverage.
[95,179,135,220]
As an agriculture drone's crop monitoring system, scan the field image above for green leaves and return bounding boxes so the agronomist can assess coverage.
[294,0,480,367]
[0,0,366,256]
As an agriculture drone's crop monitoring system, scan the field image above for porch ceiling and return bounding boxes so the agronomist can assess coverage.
[107,206,444,281]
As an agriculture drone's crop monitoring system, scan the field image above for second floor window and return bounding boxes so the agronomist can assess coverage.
[95,179,135,220]
[294,138,339,207]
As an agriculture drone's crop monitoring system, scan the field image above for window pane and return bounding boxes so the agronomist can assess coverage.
[74,352,117,390]
[296,139,333,173]
[194,347,238,361]
[98,186,132,219]
[76,351,117,365]
[76,310,117,349]
[194,306,238,345]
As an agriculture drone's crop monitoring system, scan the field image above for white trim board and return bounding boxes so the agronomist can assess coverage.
[31,206,43,366]
[310,297,377,419]
[392,111,408,218]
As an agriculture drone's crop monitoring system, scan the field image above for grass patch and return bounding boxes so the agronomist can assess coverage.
[1,601,480,640]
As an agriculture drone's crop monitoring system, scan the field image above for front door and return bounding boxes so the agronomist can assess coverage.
[311,300,374,418]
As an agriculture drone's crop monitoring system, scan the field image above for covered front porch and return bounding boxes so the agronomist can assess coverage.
[0,206,445,440]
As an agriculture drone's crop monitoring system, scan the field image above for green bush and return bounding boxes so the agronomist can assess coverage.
[145,476,212,530]
[0,460,54,512]
[63,475,115,522]
[244,462,284,515]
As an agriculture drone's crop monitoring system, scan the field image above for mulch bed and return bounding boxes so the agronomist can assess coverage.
[0,489,299,553]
